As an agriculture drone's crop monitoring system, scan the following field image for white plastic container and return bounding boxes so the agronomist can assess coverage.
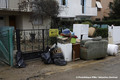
[57,43,72,61]
[107,44,119,56]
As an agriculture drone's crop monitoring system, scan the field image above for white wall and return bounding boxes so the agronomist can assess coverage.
[57,0,97,18]
[18,15,51,29]
[0,0,19,9]
[8,0,19,10]
[57,0,82,18]
[0,0,19,10]
[84,0,97,16]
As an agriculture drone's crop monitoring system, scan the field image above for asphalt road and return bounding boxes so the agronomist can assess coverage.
[43,55,120,80]
[0,54,120,80]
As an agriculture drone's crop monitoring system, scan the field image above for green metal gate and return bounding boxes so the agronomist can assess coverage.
[0,27,14,66]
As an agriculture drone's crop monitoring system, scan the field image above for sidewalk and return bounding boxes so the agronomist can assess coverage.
[0,53,119,80]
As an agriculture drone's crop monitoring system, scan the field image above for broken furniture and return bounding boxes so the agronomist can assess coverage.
[80,38,108,60]
[72,43,80,61]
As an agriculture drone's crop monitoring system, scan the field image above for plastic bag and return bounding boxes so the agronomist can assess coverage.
[15,51,26,68]
[54,58,67,66]
[52,53,67,66]
[52,53,64,59]
[41,51,53,64]
[50,46,67,66]
[41,45,67,66]
[62,29,70,35]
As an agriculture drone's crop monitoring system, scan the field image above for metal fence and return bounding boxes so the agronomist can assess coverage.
[15,29,51,60]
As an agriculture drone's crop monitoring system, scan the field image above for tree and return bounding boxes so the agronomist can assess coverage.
[30,0,60,28]
[109,0,120,19]
[18,0,60,29]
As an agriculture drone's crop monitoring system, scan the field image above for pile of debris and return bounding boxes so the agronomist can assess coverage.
[58,28,79,44]
[41,46,67,66]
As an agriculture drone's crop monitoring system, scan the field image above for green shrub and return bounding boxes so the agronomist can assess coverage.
[49,37,57,45]
[92,20,120,26]
[94,28,108,38]
[58,20,92,28]
[81,21,93,27]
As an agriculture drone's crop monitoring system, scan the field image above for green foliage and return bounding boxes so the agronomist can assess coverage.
[59,19,120,27]
[109,0,120,19]
[30,0,60,28]
[49,37,57,45]
[81,21,93,27]
[94,28,108,38]
[93,20,120,26]
[58,20,92,28]
[31,0,59,17]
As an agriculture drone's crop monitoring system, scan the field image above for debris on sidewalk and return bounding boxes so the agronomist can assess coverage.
[41,46,67,66]
[15,51,26,68]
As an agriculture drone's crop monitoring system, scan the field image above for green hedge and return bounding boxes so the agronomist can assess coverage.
[58,19,120,27]
[92,20,120,26]
[94,28,108,38]
[58,20,92,28]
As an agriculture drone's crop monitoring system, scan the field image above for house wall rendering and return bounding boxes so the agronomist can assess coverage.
[57,0,97,19]
[8,0,19,10]
[0,0,19,10]
[92,0,113,21]
[0,0,51,29]
[0,0,98,29]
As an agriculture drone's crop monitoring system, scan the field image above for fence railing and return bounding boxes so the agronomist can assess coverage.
[15,29,50,54]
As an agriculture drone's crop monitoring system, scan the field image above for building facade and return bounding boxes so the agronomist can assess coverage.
[0,0,51,29]
[92,0,113,21]
[57,0,97,20]
[0,0,98,29]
